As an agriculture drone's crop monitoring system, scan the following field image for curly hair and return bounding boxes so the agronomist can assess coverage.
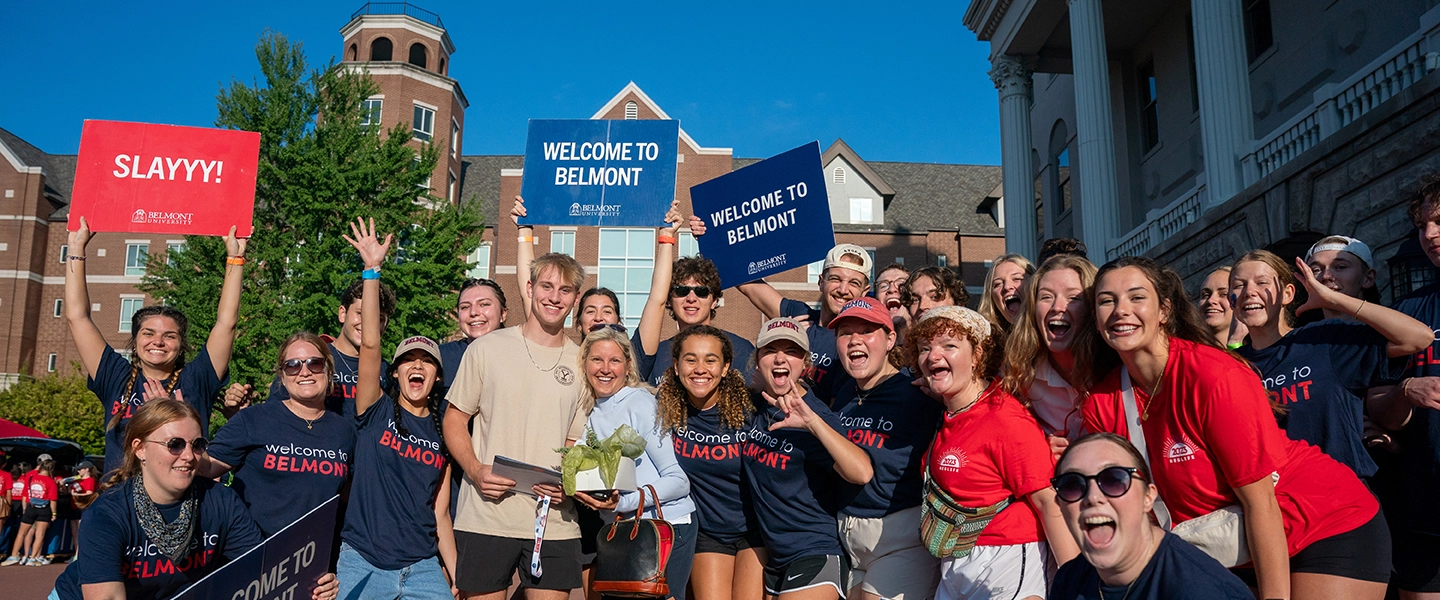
[341,279,397,319]
[899,316,1003,383]
[1001,255,1097,399]
[668,257,723,321]
[1407,173,1440,227]
[901,266,969,309]
[656,325,751,432]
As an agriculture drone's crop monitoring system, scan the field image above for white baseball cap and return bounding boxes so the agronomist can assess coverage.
[1306,235,1374,269]
[822,243,872,277]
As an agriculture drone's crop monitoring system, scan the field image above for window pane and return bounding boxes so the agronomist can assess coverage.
[679,231,699,258]
[125,244,148,277]
[597,228,655,329]
[120,298,143,333]
[466,244,491,279]
[598,229,625,257]
[849,198,873,223]
[807,260,824,284]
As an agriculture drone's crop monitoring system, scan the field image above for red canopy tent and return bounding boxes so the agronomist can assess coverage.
[0,417,46,438]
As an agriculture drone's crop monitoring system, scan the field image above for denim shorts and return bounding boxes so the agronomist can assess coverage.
[337,542,452,600]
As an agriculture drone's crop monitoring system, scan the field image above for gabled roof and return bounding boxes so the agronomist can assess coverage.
[822,138,896,205]
[0,127,77,220]
[590,82,731,156]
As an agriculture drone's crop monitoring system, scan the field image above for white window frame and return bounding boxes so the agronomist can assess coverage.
[125,243,149,277]
[361,97,383,126]
[678,231,699,258]
[807,260,824,284]
[849,197,874,224]
[47,353,57,373]
[550,230,576,257]
[53,299,62,318]
[166,241,184,267]
[413,103,436,141]
[466,243,492,279]
[597,228,656,329]
[448,171,458,202]
[451,119,461,158]
[119,297,144,333]
[59,244,68,263]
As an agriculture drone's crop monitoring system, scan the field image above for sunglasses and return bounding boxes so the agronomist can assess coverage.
[671,285,712,299]
[282,357,327,376]
[588,323,628,334]
[145,437,209,455]
[1051,466,1145,503]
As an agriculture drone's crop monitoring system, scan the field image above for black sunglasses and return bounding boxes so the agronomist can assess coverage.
[588,322,628,334]
[671,285,712,299]
[1051,466,1145,503]
[282,357,327,376]
[146,437,209,455]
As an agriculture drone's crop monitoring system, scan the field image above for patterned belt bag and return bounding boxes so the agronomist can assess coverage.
[919,476,1012,559]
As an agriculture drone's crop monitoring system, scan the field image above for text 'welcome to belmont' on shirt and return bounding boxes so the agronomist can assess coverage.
[342,394,448,570]
[742,390,844,566]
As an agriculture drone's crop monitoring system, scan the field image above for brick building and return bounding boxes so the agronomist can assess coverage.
[0,3,1005,386]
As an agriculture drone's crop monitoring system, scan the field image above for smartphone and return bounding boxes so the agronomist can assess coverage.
[588,490,613,501]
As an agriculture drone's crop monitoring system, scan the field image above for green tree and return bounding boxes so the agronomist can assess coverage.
[142,32,482,392]
[0,369,105,455]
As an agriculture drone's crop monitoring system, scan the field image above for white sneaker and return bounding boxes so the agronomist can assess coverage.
[30,556,51,566]
[0,556,20,566]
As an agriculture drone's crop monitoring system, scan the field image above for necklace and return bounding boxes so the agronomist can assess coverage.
[1097,579,1136,600]
[946,382,989,416]
[522,335,563,372]
[285,399,323,430]
[1139,364,1166,421]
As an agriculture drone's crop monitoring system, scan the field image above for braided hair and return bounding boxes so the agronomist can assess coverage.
[382,352,447,456]
[109,306,190,432]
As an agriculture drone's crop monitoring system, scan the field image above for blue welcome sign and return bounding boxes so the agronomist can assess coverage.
[691,142,834,288]
[518,119,680,227]
[173,496,339,600]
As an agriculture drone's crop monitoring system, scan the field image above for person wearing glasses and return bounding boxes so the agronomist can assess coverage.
[634,204,754,386]
[511,196,624,337]
[1000,255,1098,460]
[64,217,243,477]
[572,324,697,600]
[904,305,1078,600]
[1078,257,1386,600]
[657,326,764,600]
[200,331,358,537]
[50,399,339,600]
[1049,433,1250,600]
[873,264,910,342]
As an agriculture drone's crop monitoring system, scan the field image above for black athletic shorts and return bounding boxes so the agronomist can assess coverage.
[763,555,846,597]
[454,531,581,593]
[694,529,765,556]
[1395,527,1440,593]
[20,504,53,525]
[1232,509,1392,585]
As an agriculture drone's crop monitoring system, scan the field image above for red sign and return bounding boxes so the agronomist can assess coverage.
[68,120,261,236]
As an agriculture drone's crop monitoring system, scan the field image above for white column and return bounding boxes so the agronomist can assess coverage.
[1069,0,1121,258]
[990,55,1038,261]
[1192,0,1255,205]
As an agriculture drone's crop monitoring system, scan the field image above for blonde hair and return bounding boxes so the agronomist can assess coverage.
[1001,255,1098,399]
[274,332,335,383]
[99,399,202,494]
[1231,250,1298,327]
[530,252,586,291]
[577,327,653,411]
[978,253,1035,331]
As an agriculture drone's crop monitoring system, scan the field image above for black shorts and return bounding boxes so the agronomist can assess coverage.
[20,505,53,525]
[1232,509,1392,585]
[454,531,581,593]
[1395,528,1440,592]
[694,529,765,556]
[576,503,604,564]
[763,555,846,597]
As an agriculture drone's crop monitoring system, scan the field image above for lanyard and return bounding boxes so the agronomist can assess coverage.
[530,495,551,578]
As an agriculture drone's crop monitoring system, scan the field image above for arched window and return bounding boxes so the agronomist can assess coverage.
[409,43,428,68]
[624,101,638,120]
[439,57,446,75]
[348,43,357,61]
[371,37,392,61]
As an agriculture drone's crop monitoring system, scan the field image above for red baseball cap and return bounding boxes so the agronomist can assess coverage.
[827,297,894,332]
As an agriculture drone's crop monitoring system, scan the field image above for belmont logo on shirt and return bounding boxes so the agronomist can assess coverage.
[378,419,445,470]
[673,427,746,462]
[838,411,893,449]
[124,532,220,579]
[936,449,968,472]
[1163,436,1199,464]
[741,424,796,471]
[262,443,350,477]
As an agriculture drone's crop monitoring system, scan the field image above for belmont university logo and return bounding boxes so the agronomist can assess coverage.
[131,208,194,226]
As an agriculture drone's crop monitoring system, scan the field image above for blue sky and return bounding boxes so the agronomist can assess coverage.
[1,1,1000,165]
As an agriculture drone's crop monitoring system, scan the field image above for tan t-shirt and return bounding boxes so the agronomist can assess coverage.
[447,327,589,540]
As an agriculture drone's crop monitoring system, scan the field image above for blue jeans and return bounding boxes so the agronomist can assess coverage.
[338,542,452,600]
[666,521,699,600]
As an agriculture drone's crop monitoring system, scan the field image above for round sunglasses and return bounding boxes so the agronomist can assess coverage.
[671,285,712,299]
[281,357,326,376]
[145,437,210,455]
[1051,466,1145,503]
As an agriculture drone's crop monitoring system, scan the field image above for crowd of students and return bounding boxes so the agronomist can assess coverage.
[23,176,1440,600]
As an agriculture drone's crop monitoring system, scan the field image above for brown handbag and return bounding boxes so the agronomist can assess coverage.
[591,484,675,598]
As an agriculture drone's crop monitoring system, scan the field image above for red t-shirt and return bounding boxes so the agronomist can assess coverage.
[1081,337,1378,556]
[68,476,96,495]
[0,471,11,501]
[10,472,29,501]
[27,474,57,502]
[927,383,1053,546]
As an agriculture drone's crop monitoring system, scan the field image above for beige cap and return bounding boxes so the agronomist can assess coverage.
[755,317,809,352]
[823,243,872,277]
[391,335,442,365]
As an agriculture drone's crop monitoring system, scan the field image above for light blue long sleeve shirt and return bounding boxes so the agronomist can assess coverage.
[582,386,695,523]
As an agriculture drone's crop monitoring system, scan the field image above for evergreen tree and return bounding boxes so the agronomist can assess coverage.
[143,32,482,393]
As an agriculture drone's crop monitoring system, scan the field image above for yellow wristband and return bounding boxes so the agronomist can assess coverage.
[518,236,534,243]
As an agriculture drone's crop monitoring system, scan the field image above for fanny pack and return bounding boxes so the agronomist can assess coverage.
[29,498,49,508]
[919,471,1012,559]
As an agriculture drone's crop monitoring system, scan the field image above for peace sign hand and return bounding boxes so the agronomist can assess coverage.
[344,217,392,270]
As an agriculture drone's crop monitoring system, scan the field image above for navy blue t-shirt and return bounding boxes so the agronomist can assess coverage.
[438,338,470,388]
[1238,319,1394,478]
[53,478,263,600]
[741,391,844,566]
[342,395,447,570]
[832,373,942,518]
[779,299,846,404]
[87,345,224,476]
[1050,532,1252,600]
[672,403,756,541]
[634,329,756,387]
[266,342,387,417]
[1391,282,1440,535]
[207,399,357,536]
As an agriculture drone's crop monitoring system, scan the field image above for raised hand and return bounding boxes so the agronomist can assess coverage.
[343,217,392,270]
[223,225,248,258]
[1293,256,1352,316]
[68,216,93,252]
[763,388,817,431]
[511,196,528,225]
[688,214,706,237]
[223,383,253,412]
[661,200,682,236]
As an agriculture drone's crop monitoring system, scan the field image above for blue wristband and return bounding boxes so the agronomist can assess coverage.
[362,267,381,280]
